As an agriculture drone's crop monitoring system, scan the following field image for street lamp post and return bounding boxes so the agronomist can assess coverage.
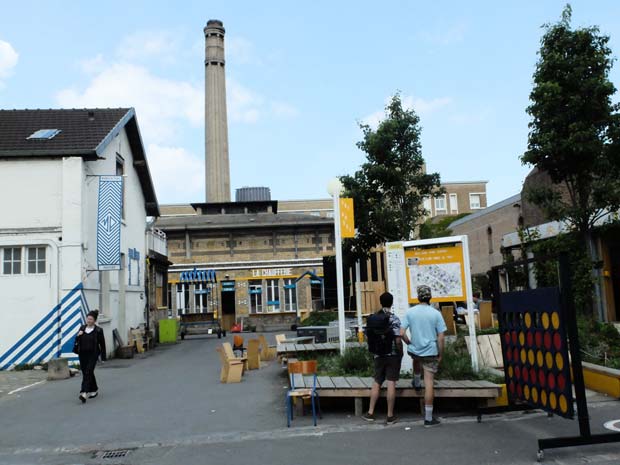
[327,178,346,355]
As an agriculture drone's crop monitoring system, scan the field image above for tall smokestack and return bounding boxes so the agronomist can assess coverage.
[204,19,231,202]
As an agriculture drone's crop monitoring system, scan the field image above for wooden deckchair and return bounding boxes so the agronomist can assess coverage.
[259,334,277,361]
[223,342,248,370]
[216,346,243,383]
[247,339,262,370]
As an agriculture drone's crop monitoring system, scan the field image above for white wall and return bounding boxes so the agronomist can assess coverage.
[0,125,150,367]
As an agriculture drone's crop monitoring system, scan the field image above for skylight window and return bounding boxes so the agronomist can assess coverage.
[27,129,61,140]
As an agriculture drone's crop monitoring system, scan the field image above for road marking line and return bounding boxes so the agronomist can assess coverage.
[603,419,620,432]
[8,380,46,395]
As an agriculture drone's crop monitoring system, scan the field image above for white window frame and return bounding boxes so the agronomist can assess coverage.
[2,247,22,275]
[423,196,432,215]
[449,193,458,213]
[283,278,298,312]
[434,194,447,212]
[249,280,263,314]
[266,279,281,313]
[469,193,484,210]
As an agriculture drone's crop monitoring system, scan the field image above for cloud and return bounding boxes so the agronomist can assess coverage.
[0,39,18,84]
[116,30,180,64]
[362,94,452,128]
[56,62,202,143]
[79,54,105,74]
[227,37,262,66]
[147,144,204,202]
[270,101,299,118]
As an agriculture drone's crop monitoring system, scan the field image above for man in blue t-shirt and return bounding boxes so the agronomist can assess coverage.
[400,285,447,427]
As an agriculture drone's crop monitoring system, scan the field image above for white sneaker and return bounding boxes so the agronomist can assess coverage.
[88,391,98,399]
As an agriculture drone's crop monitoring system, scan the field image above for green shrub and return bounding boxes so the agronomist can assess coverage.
[300,311,338,327]
[437,337,504,383]
[578,316,620,369]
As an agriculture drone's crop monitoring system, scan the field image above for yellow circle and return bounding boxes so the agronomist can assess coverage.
[549,392,557,410]
[551,312,560,330]
[555,353,564,371]
[524,385,531,400]
[541,390,548,407]
[559,394,568,413]
[537,351,544,367]
[542,313,550,330]
[525,313,532,328]
[532,387,539,403]
[546,352,554,370]
[528,349,535,366]
[520,349,527,364]
[508,366,514,378]
[519,332,525,346]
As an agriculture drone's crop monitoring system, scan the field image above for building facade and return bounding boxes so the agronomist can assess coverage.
[156,201,333,331]
[0,109,159,368]
[449,194,522,277]
[425,181,488,218]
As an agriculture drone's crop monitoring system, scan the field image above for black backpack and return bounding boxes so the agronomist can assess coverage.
[366,310,394,356]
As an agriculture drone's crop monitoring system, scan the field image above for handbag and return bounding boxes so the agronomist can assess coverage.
[72,325,85,354]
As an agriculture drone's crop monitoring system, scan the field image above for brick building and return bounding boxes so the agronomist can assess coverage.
[156,201,333,331]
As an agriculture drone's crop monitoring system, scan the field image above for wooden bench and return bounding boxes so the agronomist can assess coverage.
[289,374,501,416]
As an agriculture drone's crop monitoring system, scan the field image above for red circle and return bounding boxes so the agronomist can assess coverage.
[530,367,537,383]
[513,348,519,363]
[558,374,566,392]
[506,349,513,362]
[535,331,543,347]
[527,332,534,347]
[553,333,562,351]
[504,332,511,346]
[544,333,552,350]
[515,365,521,380]
[547,373,556,390]
[512,331,518,345]
[517,384,523,398]
[523,368,529,383]
[509,381,515,394]
[538,370,546,388]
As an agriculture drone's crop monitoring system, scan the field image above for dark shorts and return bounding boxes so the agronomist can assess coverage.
[408,352,439,374]
[373,355,402,384]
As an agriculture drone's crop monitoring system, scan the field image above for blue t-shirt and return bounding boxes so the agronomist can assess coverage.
[402,304,447,357]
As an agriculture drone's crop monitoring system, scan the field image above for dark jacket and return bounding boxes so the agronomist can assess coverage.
[76,325,107,361]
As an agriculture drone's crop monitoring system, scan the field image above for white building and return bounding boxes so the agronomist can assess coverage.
[0,108,159,369]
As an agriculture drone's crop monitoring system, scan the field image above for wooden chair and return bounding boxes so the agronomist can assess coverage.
[247,339,261,370]
[216,346,243,383]
[259,334,277,361]
[233,335,245,356]
[441,305,457,335]
[223,342,248,371]
[286,360,321,427]
[478,301,493,329]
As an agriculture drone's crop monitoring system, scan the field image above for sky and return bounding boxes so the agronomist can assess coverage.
[2,1,620,206]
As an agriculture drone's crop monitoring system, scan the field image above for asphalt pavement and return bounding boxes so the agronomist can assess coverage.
[1,332,620,465]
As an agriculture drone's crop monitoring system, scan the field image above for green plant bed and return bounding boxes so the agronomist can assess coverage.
[578,317,620,369]
[298,341,502,384]
[299,311,339,327]
[455,325,499,337]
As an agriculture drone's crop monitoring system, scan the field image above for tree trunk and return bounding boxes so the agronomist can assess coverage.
[584,229,604,320]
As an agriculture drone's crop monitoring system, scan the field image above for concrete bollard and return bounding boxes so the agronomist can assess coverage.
[47,358,70,380]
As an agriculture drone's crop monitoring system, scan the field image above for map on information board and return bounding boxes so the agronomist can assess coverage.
[408,262,463,298]
[404,244,467,303]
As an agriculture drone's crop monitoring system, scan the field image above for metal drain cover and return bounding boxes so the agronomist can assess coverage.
[99,449,131,459]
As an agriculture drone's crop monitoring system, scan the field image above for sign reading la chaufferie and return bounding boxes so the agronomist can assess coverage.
[251,268,293,278]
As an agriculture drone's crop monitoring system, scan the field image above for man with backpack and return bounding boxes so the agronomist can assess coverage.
[363,292,402,425]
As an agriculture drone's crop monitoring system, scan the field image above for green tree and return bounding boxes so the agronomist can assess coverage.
[341,94,443,259]
[419,213,469,239]
[521,5,620,314]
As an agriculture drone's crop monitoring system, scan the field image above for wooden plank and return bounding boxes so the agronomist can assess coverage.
[474,380,501,388]
[360,377,375,388]
[477,335,498,368]
[458,380,483,388]
[345,377,368,389]
[435,380,458,388]
[396,379,412,389]
[314,387,500,398]
[317,376,336,388]
[291,373,304,388]
[331,377,352,389]
[489,334,504,368]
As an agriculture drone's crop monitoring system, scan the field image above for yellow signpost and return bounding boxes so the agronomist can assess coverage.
[339,198,355,238]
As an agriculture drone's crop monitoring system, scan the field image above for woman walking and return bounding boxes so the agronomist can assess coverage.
[74,310,106,403]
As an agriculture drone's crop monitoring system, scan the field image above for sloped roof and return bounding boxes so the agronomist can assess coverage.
[156,212,334,231]
[0,108,159,216]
